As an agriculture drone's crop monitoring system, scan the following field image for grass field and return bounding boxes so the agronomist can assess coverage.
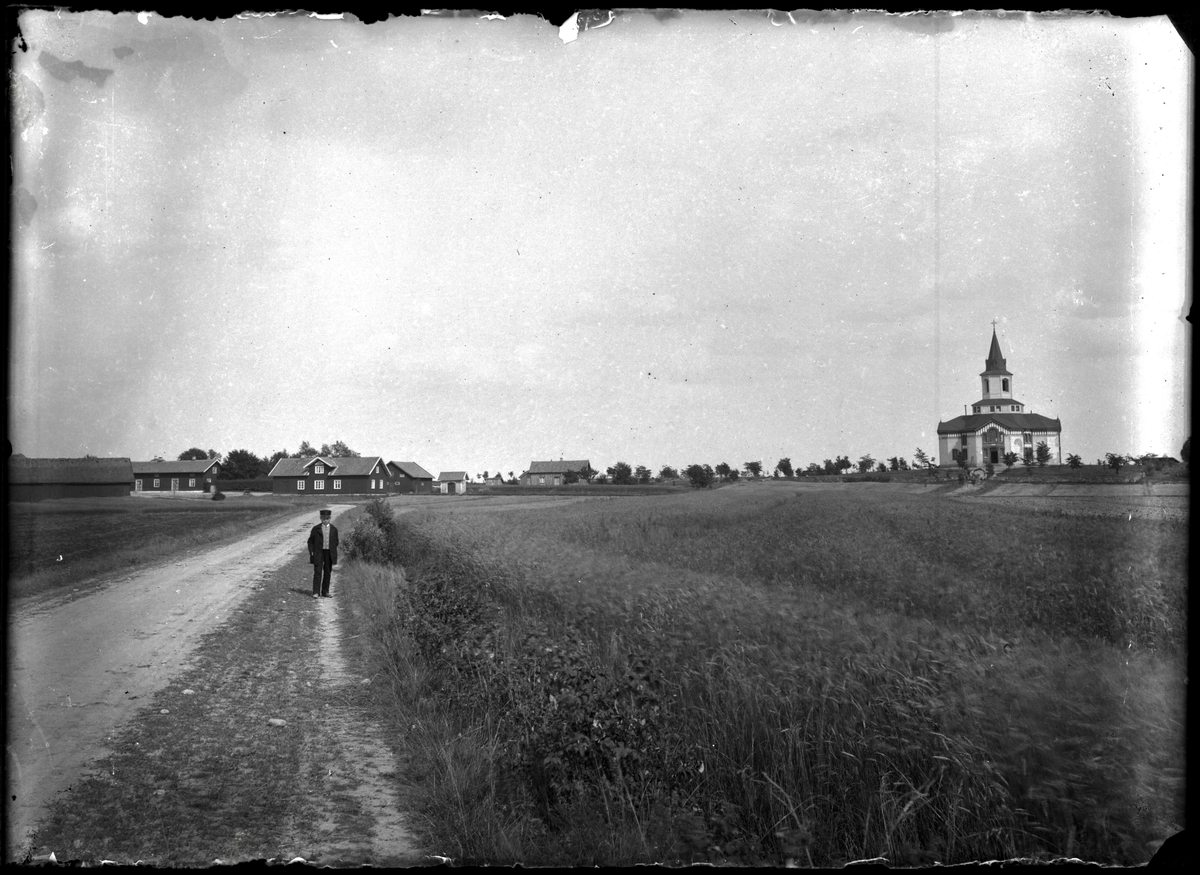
[6,496,305,601]
[339,484,1186,866]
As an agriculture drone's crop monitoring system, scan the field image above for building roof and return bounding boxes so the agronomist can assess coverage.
[438,471,468,481]
[937,412,1061,435]
[9,454,135,484]
[131,459,220,475]
[388,461,433,479]
[267,456,387,477]
[982,328,1011,375]
[970,397,1024,409]
[525,459,591,475]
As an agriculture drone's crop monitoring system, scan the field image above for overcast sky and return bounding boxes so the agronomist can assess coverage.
[9,10,1191,477]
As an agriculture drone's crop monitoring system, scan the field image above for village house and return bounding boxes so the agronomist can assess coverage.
[8,454,135,501]
[436,471,469,495]
[132,459,221,493]
[267,455,392,495]
[483,472,506,486]
[388,461,435,494]
[519,459,592,486]
[937,327,1062,467]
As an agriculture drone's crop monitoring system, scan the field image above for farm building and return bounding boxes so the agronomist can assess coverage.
[268,455,392,495]
[388,461,434,494]
[436,472,469,495]
[483,472,506,486]
[132,459,221,492]
[937,327,1062,468]
[520,459,592,486]
[8,454,135,501]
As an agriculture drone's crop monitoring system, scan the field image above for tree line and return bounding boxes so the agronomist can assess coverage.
[165,436,1190,488]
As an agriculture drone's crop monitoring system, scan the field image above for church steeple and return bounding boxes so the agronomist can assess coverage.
[980,323,1013,400]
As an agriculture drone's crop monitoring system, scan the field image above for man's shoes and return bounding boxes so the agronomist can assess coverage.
[321,594,332,598]
[312,593,320,599]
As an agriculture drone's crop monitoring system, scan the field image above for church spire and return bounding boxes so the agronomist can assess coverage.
[980,323,1013,400]
[984,323,1008,374]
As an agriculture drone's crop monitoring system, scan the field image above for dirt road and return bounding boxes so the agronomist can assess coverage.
[5,505,353,860]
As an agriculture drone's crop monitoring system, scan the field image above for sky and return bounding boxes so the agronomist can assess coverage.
[9,10,1192,478]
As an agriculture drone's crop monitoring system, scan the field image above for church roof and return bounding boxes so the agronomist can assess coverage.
[937,412,1061,435]
[970,397,1024,409]
[982,328,1011,375]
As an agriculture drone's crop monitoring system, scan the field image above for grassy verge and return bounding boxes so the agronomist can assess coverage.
[337,491,1185,866]
[27,554,341,864]
[7,498,302,602]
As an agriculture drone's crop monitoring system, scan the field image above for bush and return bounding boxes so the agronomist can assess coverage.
[211,491,226,501]
[342,514,389,564]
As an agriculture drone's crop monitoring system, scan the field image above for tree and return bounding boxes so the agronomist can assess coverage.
[207,449,219,460]
[659,465,679,481]
[714,462,732,481]
[178,447,209,461]
[595,473,609,484]
[293,441,318,458]
[222,449,264,480]
[856,454,875,474]
[727,468,740,481]
[776,458,793,478]
[265,449,289,471]
[508,471,516,483]
[1036,441,1052,467]
[1105,452,1127,472]
[684,463,713,488]
[806,462,822,475]
[634,465,652,484]
[1066,453,1082,468]
[887,456,900,471]
[563,469,580,485]
[744,461,763,478]
[822,458,836,475]
[320,440,358,457]
[578,464,599,484]
[835,455,852,475]
[607,462,634,485]
[914,448,931,469]
[876,462,888,473]
[898,457,909,471]
[1003,451,1019,468]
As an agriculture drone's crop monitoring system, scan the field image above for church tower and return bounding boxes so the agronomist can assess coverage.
[936,325,1062,468]
[980,326,1013,401]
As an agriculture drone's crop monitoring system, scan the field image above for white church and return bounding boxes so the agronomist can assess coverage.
[937,327,1062,467]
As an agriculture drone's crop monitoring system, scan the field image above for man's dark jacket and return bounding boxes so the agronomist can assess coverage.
[307,523,339,565]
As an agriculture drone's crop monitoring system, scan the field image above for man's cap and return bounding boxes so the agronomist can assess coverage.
[320,509,332,517]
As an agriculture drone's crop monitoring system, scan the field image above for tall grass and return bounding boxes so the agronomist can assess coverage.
[340,488,1185,865]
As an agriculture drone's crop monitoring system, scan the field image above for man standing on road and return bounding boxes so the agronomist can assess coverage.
[308,509,339,599]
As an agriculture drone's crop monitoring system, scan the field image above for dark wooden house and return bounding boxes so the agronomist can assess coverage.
[132,459,221,492]
[268,455,392,496]
[387,461,434,494]
[519,459,592,486]
[8,454,135,501]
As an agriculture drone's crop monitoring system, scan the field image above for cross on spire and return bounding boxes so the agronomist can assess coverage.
[991,318,999,330]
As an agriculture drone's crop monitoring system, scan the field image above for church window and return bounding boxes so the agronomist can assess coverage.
[1002,379,1009,392]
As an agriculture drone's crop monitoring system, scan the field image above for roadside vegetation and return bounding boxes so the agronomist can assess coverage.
[339,489,1185,866]
[6,497,302,601]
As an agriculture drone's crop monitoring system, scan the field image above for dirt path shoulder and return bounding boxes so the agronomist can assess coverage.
[6,505,352,860]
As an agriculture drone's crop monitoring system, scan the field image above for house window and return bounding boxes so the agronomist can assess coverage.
[961,436,968,446]
[973,407,980,413]
[333,480,341,490]
[538,475,545,485]
[153,478,160,488]
[189,478,196,487]
[314,480,325,490]
[135,479,142,491]
[315,465,324,474]
[297,480,305,490]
